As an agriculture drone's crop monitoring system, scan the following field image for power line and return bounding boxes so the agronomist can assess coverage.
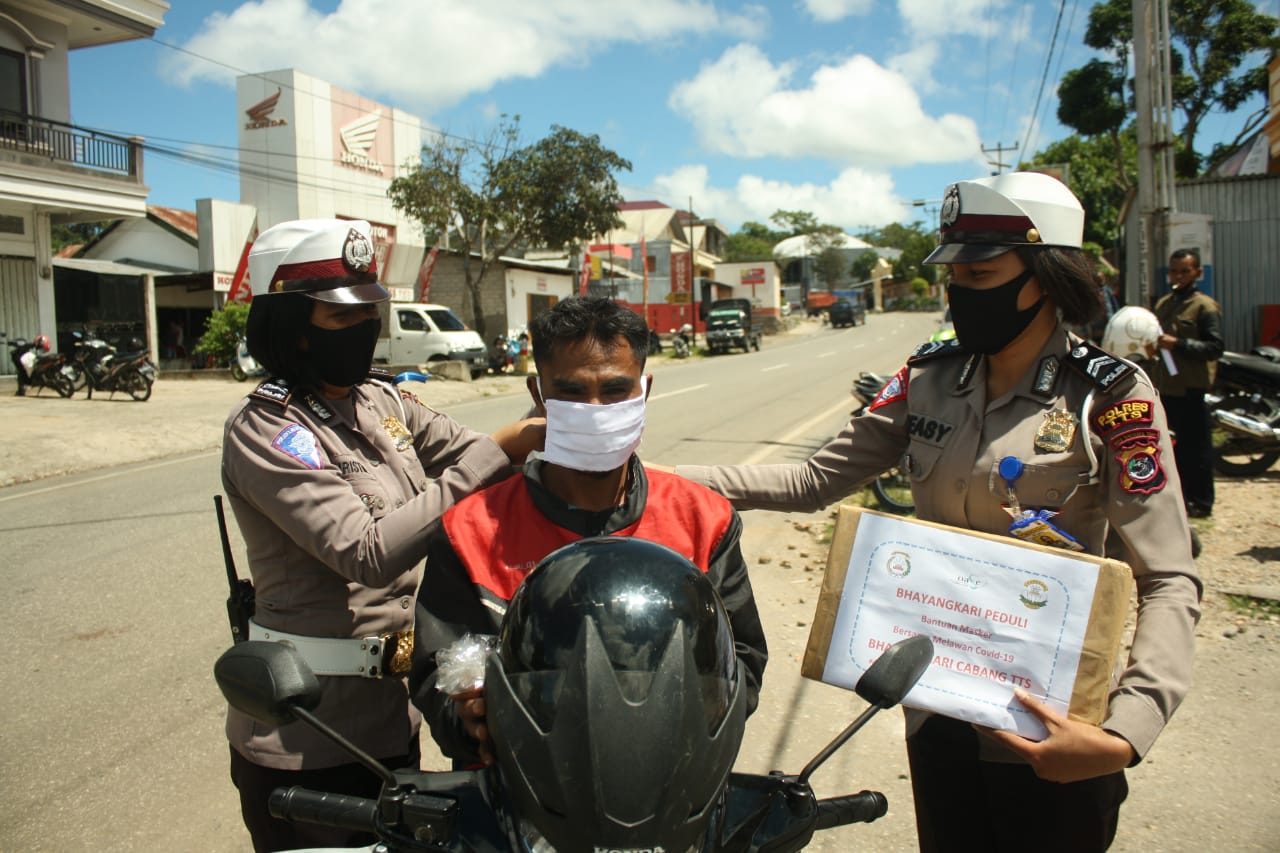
[1020,0,1070,162]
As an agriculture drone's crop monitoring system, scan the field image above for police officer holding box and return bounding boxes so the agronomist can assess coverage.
[220,219,538,851]
[675,173,1201,851]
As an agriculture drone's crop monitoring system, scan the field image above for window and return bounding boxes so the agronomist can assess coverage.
[397,310,426,331]
[0,48,26,116]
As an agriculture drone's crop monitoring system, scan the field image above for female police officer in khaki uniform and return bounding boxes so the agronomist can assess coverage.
[221,219,537,851]
[676,173,1201,852]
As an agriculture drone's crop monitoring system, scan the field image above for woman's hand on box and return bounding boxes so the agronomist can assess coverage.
[980,687,1135,783]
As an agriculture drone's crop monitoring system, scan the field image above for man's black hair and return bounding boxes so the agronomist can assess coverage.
[1170,248,1201,267]
[528,297,649,369]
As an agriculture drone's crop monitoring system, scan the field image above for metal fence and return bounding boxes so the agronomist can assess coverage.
[0,109,138,177]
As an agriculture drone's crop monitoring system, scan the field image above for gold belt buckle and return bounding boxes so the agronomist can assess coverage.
[378,629,414,677]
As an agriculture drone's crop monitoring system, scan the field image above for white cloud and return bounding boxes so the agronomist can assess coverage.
[898,0,1010,40]
[802,0,875,23]
[642,163,909,232]
[887,41,939,91]
[668,44,981,167]
[163,0,765,113]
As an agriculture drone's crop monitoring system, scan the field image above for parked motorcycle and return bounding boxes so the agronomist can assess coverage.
[3,332,77,398]
[65,329,113,394]
[215,561,932,853]
[1208,346,1280,476]
[671,323,693,359]
[79,335,157,401]
[850,371,915,514]
[229,337,265,382]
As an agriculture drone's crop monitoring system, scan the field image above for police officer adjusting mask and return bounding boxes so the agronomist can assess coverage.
[924,173,1084,355]
[247,218,390,388]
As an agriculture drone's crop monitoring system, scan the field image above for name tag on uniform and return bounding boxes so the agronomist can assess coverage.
[907,413,955,447]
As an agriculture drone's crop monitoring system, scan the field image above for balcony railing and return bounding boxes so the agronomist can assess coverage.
[0,109,139,178]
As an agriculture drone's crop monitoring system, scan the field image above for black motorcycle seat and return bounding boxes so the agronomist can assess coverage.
[1220,351,1280,383]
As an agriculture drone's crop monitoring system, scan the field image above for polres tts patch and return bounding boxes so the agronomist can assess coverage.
[271,423,326,470]
[1094,398,1155,436]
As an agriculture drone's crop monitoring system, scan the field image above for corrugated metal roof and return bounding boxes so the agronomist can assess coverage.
[147,205,199,241]
[52,257,177,276]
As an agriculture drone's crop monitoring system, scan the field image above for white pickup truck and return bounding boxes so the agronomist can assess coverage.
[374,302,488,379]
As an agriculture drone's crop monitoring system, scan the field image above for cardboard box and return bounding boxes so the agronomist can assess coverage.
[802,506,1132,737]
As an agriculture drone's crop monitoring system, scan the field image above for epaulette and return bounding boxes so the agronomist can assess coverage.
[907,337,966,365]
[368,366,395,382]
[248,377,293,408]
[1063,340,1135,391]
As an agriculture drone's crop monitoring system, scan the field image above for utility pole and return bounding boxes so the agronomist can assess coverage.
[981,141,1019,174]
[1132,0,1177,307]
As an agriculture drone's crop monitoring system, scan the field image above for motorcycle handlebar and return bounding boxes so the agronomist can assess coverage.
[813,790,888,830]
[268,786,378,833]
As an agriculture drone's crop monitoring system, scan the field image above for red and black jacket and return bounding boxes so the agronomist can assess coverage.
[409,456,768,766]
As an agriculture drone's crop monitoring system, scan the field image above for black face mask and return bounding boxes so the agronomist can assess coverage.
[303,317,381,388]
[947,269,1044,355]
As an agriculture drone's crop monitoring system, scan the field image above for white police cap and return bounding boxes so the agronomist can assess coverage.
[248,218,390,303]
[923,172,1084,265]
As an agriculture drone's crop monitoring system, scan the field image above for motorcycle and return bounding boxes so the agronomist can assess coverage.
[1207,346,1280,476]
[215,633,932,853]
[850,371,915,515]
[79,335,157,401]
[230,337,266,382]
[671,323,693,359]
[3,332,77,398]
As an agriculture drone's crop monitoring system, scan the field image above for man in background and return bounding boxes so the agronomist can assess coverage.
[1152,248,1223,518]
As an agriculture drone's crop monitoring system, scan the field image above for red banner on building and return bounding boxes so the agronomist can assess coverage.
[419,246,439,303]
[672,251,692,296]
[226,221,259,304]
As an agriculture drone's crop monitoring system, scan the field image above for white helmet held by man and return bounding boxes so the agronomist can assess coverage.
[1102,306,1162,361]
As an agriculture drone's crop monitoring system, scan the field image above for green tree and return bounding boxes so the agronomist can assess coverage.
[50,221,111,253]
[388,117,631,337]
[813,246,848,290]
[858,222,937,284]
[849,250,880,283]
[1058,0,1279,176]
[1024,129,1138,246]
[724,221,785,262]
[194,301,250,365]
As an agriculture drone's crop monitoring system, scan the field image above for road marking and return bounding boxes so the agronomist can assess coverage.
[739,396,852,465]
[817,351,837,359]
[0,451,219,502]
[649,384,708,401]
[762,364,788,372]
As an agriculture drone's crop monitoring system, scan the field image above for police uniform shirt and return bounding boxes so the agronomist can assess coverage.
[678,322,1201,762]
[221,376,511,770]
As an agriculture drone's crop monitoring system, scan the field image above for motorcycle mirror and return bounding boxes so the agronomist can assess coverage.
[213,641,321,726]
[854,634,933,709]
[797,635,934,785]
[213,641,400,789]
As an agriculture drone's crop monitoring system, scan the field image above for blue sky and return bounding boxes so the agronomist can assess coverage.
[68,0,1271,235]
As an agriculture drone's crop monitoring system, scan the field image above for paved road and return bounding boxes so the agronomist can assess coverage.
[0,311,940,851]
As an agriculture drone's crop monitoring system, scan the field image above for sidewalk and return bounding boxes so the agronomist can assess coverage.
[0,315,831,489]
[0,371,531,489]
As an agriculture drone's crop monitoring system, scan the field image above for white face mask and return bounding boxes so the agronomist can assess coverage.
[539,376,647,472]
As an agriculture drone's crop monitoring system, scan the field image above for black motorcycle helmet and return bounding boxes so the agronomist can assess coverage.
[485,536,746,853]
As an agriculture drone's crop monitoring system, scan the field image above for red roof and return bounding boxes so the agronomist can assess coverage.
[618,200,671,211]
[148,205,199,239]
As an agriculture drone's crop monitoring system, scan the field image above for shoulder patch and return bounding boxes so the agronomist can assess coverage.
[907,337,966,365]
[1063,341,1135,391]
[399,389,427,408]
[249,378,292,408]
[868,366,909,411]
[271,423,326,470]
[368,367,395,382]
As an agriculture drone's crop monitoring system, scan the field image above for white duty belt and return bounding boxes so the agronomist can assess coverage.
[248,620,414,679]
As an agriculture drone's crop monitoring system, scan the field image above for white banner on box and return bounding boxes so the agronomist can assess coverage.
[822,513,1100,738]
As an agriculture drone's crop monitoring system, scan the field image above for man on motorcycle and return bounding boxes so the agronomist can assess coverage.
[409,296,767,767]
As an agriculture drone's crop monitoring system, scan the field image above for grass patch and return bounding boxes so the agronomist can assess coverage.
[1225,594,1280,619]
